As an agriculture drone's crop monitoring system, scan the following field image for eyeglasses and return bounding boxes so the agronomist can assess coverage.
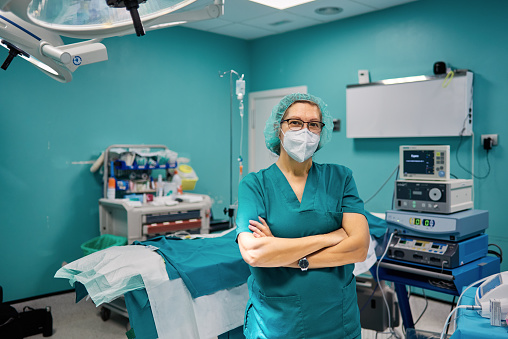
[281,119,325,133]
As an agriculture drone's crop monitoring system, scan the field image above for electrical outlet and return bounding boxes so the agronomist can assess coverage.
[333,119,341,132]
[481,134,498,146]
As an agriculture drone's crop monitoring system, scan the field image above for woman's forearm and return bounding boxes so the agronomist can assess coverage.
[237,232,340,267]
[304,234,369,268]
[282,214,370,269]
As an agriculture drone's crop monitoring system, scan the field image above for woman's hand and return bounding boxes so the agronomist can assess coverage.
[248,217,273,238]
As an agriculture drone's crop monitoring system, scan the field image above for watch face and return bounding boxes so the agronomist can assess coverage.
[299,257,309,269]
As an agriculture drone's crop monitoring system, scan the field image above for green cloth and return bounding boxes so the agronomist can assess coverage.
[236,163,366,339]
[135,230,250,298]
[365,211,389,240]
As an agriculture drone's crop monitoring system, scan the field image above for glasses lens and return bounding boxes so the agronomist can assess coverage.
[308,122,322,132]
[287,119,304,130]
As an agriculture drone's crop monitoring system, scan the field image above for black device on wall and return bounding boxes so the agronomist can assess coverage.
[433,61,447,75]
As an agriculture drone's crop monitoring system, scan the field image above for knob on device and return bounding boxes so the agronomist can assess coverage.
[429,188,442,201]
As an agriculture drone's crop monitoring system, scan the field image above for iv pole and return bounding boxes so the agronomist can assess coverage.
[219,69,245,228]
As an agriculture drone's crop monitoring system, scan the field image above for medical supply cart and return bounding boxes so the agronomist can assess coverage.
[99,195,212,243]
[99,144,211,242]
[97,144,211,321]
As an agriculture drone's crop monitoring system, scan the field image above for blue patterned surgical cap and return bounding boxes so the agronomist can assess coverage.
[264,93,333,155]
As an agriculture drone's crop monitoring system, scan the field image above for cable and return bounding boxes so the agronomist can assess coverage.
[375,231,402,339]
[488,243,503,263]
[364,165,399,205]
[440,305,481,339]
[453,274,493,332]
[444,296,456,337]
[456,127,491,180]
[413,289,428,326]
[391,166,400,210]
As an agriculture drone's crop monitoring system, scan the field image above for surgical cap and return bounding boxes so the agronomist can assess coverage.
[264,93,333,155]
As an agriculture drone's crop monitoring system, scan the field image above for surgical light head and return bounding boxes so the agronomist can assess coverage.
[264,93,333,156]
[23,0,203,39]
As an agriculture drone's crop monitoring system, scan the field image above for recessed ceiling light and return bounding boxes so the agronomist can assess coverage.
[315,7,343,15]
[249,0,316,10]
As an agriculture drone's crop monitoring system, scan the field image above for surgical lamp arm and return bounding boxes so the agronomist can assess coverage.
[146,0,224,29]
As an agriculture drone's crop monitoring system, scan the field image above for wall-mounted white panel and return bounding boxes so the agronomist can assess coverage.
[346,71,473,138]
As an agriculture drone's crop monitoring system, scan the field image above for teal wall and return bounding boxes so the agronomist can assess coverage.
[0,27,249,301]
[249,0,507,278]
[2,0,507,302]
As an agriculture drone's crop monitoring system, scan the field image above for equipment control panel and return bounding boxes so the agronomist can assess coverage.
[387,233,488,269]
[386,209,488,242]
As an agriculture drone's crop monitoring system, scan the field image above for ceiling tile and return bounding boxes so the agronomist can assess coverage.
[177,0,418,40]
[208,23,277,40]
[181,17,232,31]
[285,0,377,22]
[243,11,321,33]
[220,0,281,23]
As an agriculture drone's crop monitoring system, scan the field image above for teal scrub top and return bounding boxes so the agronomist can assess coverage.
[236,162,366,339]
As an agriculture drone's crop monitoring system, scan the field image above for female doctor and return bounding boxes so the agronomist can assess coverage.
[236,93,370,339]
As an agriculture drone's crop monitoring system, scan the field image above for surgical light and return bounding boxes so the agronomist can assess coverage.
[25,0,198,38]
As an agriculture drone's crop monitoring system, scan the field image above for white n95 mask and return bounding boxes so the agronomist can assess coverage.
[281,129,320,163]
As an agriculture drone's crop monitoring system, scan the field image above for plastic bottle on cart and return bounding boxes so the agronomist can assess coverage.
[157,174,164,197]
[107,177,116,199]
[107,161,116,199]
[172,170,183,195]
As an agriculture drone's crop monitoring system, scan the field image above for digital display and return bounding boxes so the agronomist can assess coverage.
[431,244,439,249]
[403,150,435,175]
[409,218,435,227]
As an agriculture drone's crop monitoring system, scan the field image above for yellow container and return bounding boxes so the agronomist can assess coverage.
[182,178,198,190]
[178,164,198,191]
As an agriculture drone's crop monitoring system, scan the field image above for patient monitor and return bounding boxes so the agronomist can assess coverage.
[399,145,450,181]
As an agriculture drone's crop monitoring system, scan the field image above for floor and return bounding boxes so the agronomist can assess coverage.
[10,289,454,339]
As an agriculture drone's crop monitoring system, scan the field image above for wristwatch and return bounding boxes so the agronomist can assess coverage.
[298,257,309,271]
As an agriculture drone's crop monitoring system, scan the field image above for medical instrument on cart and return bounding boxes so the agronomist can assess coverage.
[387,233,488,269]
[219,69,246,227]
[386,209,488,242]
[399,145,450,181]
[475,271,508,322]
[394,179,473,214]
[438,272,508,339]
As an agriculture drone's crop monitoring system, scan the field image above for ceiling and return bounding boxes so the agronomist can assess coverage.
[179,0,417,40]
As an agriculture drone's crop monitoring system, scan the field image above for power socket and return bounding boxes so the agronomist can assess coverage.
[481,134,498,147]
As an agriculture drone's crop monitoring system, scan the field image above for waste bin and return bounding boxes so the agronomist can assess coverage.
[80,234,127,256]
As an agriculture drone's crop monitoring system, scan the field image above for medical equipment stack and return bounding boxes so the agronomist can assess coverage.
[98,145,211,243]
[382,145,498,293]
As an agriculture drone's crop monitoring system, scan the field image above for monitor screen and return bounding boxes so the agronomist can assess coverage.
[403,150,435,175]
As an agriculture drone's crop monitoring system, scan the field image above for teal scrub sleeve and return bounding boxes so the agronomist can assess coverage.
[341,171,367,217]
[236,174,266,236]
